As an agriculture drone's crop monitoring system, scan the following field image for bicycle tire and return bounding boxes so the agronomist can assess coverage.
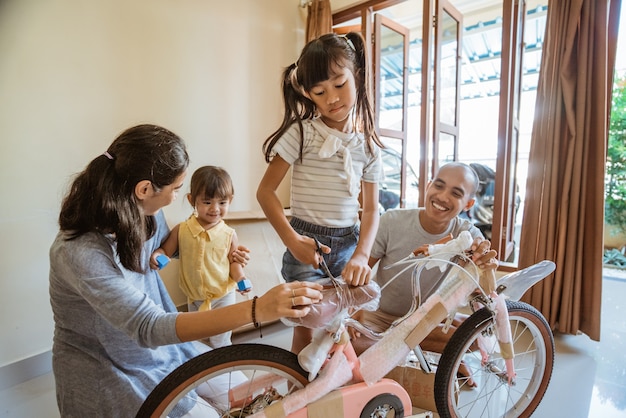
[434,300,554,418]
[360,393,405,418]
[137,343,309,418]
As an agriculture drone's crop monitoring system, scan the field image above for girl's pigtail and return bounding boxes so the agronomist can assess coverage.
[347,32,382,152]
[263,63,312,162]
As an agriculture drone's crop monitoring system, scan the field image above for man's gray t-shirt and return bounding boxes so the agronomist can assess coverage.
[371,208,482,317]
[49,210,202,417]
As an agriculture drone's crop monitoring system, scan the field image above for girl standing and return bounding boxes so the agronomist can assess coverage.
[256,32,383,354]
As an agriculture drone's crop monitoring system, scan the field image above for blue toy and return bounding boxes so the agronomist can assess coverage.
[156,254,170,269]
[237,278,252,292]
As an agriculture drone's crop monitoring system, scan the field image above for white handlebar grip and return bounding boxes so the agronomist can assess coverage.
[425,230,473,271]
[428,230,473,256]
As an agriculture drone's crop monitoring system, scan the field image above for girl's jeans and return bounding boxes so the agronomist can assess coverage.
[281,217,359,282]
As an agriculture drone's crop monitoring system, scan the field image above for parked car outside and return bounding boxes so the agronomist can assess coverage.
[378,147,419,212]
[461,163,521,240]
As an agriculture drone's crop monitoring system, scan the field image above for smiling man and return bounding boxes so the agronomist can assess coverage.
[350,162,494,357]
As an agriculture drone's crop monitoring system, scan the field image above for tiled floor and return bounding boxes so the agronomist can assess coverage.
[2,269,625,418]
[532,270,626,418]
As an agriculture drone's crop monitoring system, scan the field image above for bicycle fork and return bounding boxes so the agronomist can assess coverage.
[478,268,517,384]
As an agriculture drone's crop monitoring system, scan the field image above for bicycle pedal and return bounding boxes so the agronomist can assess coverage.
[233,388,283,416]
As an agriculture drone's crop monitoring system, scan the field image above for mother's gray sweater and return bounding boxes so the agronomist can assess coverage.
[49,211,200,417]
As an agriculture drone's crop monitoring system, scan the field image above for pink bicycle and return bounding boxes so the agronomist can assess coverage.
[138,232,555,418]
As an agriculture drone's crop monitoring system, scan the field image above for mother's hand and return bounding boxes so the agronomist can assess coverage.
[255,282,324,323]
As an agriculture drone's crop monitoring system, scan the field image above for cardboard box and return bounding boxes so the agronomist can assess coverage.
[385,363,438,413]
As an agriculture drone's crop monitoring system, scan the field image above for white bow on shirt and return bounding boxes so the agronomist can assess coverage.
[318,134,359,196]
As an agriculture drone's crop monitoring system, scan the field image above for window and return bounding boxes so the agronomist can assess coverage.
[333,0,548,268]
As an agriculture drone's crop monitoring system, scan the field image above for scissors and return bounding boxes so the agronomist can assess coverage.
[314,239,336,281]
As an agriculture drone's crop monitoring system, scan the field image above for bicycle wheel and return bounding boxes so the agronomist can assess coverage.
[137,343,309,418]
[360,393,405,418]
[434,300,554,418]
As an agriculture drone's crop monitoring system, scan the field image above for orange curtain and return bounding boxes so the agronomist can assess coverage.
[518,0,621,341]
[305,0,333,42]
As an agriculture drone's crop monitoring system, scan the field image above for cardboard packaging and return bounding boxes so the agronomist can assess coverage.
[385,362,438,413]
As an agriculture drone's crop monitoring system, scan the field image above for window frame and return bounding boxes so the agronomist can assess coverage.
[333,0,530,270]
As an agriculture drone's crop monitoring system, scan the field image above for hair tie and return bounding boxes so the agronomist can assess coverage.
[289,65,306,96]
[340,34,356,51]
[103,151,114,160]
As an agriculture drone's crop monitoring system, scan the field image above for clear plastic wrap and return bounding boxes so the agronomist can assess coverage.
[281,278,381,329]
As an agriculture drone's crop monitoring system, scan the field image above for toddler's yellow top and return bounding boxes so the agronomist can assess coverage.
[178,216,236,311]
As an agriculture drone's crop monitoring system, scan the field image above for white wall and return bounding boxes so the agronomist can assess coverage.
[0,0,308,371]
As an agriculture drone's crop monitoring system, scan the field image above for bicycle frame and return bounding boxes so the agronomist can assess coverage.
[138,232,556,417]
[246,231,556,418]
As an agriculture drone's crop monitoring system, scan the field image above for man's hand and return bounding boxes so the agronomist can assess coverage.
[470,238,498,269]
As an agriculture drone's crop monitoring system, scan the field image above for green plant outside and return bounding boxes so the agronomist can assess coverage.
[604,73,626,267]
[606,74,626,235]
